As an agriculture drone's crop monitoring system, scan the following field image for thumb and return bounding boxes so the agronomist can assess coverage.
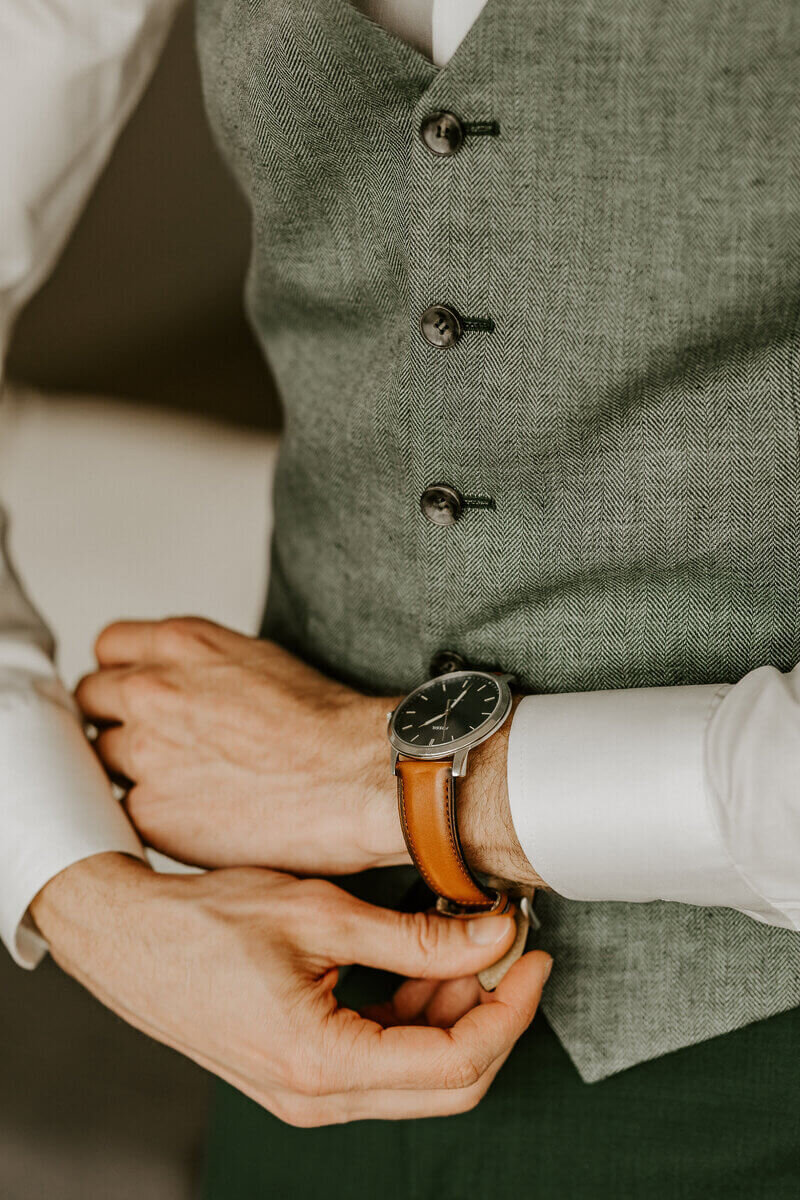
[319,897,519,980]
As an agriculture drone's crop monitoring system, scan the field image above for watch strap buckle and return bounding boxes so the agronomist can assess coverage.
[435,891,511,918]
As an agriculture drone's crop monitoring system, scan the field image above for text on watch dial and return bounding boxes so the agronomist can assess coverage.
[394,676,500,746]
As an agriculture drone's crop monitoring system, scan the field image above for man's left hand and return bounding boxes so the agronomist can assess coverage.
[75,618,409,873]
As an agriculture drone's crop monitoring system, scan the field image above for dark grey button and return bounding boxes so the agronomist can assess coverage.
[420,305,462,349]
[430,650,467,677]
[419,111,465,156]
[420,483,463,527]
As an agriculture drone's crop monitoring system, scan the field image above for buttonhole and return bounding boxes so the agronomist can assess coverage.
[462,120,501,137]
[461,316,496,333]
[462,495,496,512]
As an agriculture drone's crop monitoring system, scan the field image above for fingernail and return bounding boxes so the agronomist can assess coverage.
[467,915,514,945]
[542,955,553,982]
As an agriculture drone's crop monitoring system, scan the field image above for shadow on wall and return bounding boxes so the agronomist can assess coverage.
[6,4,281,432]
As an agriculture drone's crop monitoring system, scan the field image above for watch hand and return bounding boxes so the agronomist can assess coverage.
[419,706,450,727]
[449,683,471,710]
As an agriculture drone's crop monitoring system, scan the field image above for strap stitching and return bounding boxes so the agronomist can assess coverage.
[397,774,443,897]
[398,763,494,908]
[441,769,494,907]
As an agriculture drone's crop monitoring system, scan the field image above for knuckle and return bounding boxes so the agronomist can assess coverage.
[294,878,340,902]
[128,724,153,768]
[122,669,171,711]
[291,879,343,919]
[270,1056,298,1093]
[157,616,217,657]
[104,725,145,773]
[94,624,120,659]
[155,618,196,656]
[296,1077,325,1101]
[123,785,145,822]
[447,1084,486,1116]
[404,911,443,967]
[273,1099,324,1128]
[124,787,158,838]
[121,671,154,708]
[443,1051,482,1092]
[281,1055,325,1099]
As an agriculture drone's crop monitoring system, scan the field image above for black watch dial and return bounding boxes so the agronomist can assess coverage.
[393,673,502,749]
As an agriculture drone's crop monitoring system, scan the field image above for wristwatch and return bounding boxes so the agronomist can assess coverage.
[388,668,515,918]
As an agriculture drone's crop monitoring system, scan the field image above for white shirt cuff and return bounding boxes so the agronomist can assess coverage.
[0,647,144,968]
[506,683,788,921]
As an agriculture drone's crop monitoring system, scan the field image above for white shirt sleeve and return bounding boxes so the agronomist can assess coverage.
[0,513,146,969]
[0,0,182,967]
[507,666,800,930]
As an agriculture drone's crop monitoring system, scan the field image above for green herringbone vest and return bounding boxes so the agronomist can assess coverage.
[195,0,800,1082]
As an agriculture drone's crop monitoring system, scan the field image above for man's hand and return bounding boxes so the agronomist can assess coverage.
[75,618,407,873]
[75,617,542,888]
[31,854,552,1126]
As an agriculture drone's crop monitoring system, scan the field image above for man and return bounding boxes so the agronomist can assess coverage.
[3,1,800,1197]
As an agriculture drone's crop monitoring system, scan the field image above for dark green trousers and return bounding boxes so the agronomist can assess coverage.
[203,1004,800,1199]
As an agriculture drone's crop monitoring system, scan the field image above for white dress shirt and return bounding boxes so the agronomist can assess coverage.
[1,0,799,968]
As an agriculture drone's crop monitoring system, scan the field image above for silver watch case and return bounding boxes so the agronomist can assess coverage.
[388,670,513,778]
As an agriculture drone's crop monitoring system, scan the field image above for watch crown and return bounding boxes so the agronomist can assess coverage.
[386,710,394,723]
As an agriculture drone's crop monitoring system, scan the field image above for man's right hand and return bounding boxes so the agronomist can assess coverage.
[31,854,552,1126]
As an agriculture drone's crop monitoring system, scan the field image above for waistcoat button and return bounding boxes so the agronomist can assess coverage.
[420,483,463,526]
[419,111,465,156]
[420,305,462,348]
[429,650,467,676]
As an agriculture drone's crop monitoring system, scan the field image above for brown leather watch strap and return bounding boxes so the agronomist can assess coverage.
[396,758,504,914]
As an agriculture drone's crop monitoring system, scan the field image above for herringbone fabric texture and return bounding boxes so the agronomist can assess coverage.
[195,0,800,1080]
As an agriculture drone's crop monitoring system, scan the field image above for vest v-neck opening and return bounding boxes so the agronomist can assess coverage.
[327,0,501,99]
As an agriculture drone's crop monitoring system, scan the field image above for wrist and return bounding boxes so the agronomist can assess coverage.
[30,851,161,955]
[350,696,410,869]
[361,689,547,885]
[458,698,546,889]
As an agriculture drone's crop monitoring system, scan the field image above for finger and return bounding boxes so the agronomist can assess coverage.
[95,616,233,667]
[76,919,525,1128]
[95,621,161,666]
[361,978,440,1028]
[327,950,552,1093]
[116,1000,512,1127]
[274,1047,515,1125]
[99,970,513,1128]
[346,1046,514,1120]
[94,725,135,779]
[75,669,132,722]
[424,976,481,1029]
[361,976,481,1030]
[312,889,518,980]
[392,977,439,1022]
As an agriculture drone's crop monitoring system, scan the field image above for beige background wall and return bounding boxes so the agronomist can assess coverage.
[6,3,281,431]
